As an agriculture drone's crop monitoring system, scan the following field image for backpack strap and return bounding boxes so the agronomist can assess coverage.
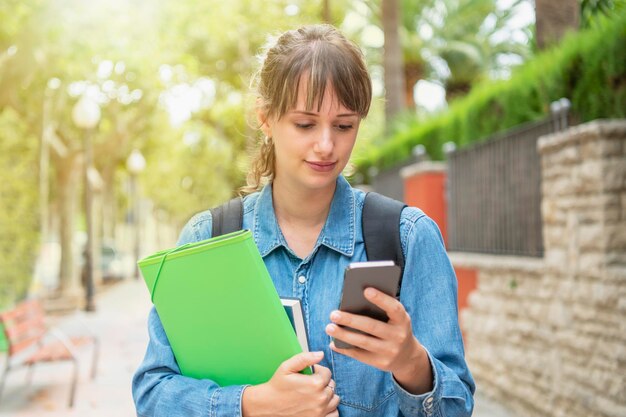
[362,192,407,297]
[210,197,243,238]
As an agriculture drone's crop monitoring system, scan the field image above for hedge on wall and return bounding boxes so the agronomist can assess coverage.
[355,12,626,180]
[0,107,40,310]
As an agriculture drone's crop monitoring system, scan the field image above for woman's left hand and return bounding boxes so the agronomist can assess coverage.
[325,287,433,395]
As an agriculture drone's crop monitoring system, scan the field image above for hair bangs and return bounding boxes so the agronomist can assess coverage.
[273,40,371,119]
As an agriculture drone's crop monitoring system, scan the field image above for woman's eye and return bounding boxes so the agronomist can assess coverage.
[296,123,314,129]
[337,124,353,131]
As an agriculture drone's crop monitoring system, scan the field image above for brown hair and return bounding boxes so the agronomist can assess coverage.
[240,24,372,194]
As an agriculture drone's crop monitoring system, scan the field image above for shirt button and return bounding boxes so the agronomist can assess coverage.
[298,275,307,284]
[425,397,433,404]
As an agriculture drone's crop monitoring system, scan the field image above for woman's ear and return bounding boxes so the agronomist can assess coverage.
[257,108,271,138]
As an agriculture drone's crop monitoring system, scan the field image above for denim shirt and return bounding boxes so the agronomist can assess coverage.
[132,176,475,417]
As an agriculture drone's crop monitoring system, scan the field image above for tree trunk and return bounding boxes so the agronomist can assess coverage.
[535,0,580,49]
[445,80,472,103]
[101,164,117,241]
[322,0,331,23]
[382,0,406,132]
[56,152,81,299]
[404,61,424,109]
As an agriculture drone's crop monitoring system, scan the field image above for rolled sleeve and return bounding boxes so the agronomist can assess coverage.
[209,385,248,417]
[392,347,441,416]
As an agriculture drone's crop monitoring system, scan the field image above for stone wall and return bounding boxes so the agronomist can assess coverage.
[454,120,626,417]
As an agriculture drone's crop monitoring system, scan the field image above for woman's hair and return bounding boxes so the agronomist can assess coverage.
[240,24,372,194]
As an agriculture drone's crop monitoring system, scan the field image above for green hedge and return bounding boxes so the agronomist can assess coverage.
[0,107,39,310]
[355,12,626,179]
[0,323,6,352]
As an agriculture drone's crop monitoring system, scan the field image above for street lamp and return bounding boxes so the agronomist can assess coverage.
[72,96,101,312]
[126,149,146,279]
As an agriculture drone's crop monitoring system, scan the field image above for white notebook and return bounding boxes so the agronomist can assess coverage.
[281,297,310,352]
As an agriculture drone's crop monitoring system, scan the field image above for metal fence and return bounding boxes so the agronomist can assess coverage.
[447,100,573,257]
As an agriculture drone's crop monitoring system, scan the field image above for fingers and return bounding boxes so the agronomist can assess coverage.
[328,379,336,391]
[312,364,332,386]
[328,307,391,339]
[329,340,371,365]
[327,289,408,339]
[363,287,408,323]
[279,351,324,374]
[325,390,340,415]
[326,323,386,352]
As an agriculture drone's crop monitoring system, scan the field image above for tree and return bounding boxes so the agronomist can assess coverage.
[0,108,39,308]
[401,0,434,109]
[0,0,172,300]
[382,0,406,129]
[0,0,371,306]
[580,0,626,27]
[412,0,532,101]
[535,0,580,48]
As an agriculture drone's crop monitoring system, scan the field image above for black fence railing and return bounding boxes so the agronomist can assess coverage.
[447,100,573,257]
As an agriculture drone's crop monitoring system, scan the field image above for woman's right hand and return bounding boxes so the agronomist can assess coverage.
[242,351,340,417]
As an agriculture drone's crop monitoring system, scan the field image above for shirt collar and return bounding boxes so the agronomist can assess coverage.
[252,175,356,258]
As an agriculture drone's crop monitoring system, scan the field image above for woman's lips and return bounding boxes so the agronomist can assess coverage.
[306,161,337,172]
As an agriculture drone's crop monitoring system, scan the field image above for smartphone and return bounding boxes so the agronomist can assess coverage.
[333,260,402,349]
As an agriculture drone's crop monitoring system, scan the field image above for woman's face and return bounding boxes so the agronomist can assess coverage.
[260,77,361,194]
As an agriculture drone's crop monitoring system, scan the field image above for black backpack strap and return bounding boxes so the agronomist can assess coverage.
[362,192,407,296]
[210,197,243,238]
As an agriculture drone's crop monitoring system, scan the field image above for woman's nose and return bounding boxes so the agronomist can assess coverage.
[314,127,334,155]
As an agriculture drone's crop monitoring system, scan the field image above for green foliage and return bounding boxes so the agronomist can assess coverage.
[402,0,532,99]
[142,119,238,225]
[354,11,626,179]
[0,108,39,309]
[0,323,6,351]
[581,0,626,28]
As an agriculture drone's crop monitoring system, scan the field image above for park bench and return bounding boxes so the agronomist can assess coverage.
[0,299,99,407]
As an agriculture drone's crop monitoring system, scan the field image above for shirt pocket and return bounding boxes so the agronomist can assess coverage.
[330,347,395,412]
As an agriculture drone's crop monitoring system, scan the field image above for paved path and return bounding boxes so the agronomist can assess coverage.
[0,279,519,417]
[0,279,151,417]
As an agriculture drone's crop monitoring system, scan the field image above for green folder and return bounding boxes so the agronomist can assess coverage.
[138,229,309,386]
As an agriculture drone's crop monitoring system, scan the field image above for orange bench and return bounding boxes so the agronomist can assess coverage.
[0,299,99,407]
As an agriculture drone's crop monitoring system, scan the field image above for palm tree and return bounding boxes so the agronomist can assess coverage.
[535,0,579,48]
[400,0,433,109]
[382,0,406,127]
[580,0,625,27]
[408,0,532,102]
[400,26,427,109]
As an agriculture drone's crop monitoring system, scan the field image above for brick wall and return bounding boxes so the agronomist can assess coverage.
[455,120,626,417]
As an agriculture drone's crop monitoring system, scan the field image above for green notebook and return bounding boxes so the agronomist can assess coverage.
[138,229,308,386]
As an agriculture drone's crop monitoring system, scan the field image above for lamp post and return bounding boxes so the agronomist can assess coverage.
[72,96,101,312]
[126,149,146,279]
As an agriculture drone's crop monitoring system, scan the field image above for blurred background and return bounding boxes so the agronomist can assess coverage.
[0,0,624,416]
[0,0,543,311]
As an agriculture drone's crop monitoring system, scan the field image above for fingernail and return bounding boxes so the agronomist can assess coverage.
[330,311,341,321]
[313,351,324,359]
[365,288,376,298]
[326,324,337,334]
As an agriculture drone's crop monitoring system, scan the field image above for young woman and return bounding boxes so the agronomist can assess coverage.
[133,24,475,417]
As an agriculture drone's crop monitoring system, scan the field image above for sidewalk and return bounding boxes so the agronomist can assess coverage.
[0,279,151,417]
[0,278,518,417]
